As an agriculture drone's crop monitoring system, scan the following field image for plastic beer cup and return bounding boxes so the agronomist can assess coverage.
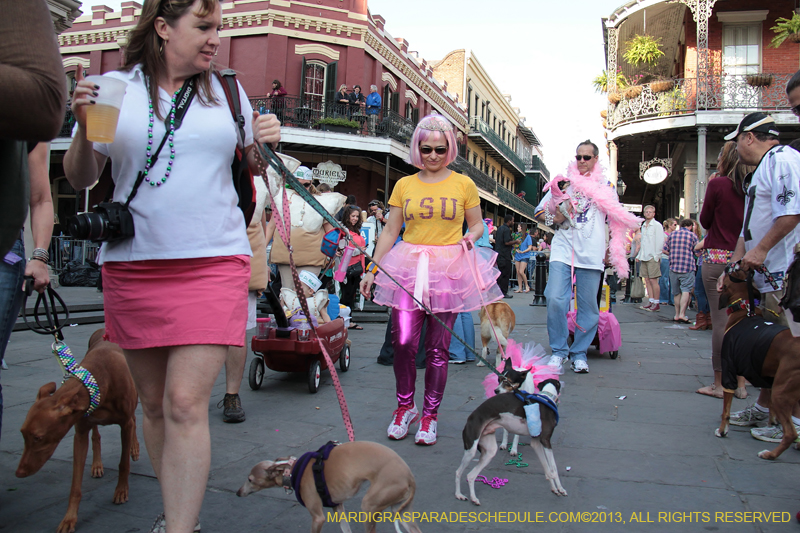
[84,75,127,143]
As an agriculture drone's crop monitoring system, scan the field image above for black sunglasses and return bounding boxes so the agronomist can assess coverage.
[575,155,594,161]
[302,182,312,188]
[792,104,800,117]
[420,146,448,155]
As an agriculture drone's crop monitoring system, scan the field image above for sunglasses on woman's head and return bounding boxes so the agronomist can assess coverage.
[575,155,594,161]
[420,146,448,155]
[302,182,312,188]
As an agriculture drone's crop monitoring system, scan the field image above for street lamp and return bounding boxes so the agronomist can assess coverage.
[616,178,627,197]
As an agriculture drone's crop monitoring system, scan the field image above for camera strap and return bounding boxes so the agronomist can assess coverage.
[124,76,197,209]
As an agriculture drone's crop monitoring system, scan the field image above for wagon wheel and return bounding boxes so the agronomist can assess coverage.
[339,345,351,372]
[308,360,321,393]
[248,357,264,390]
[609,351,619,360]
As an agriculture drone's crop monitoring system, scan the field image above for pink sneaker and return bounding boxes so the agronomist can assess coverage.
[414,415,438,446]
[387,405,419,440]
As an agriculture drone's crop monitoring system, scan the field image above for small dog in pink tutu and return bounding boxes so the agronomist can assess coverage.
[456,340,567,505]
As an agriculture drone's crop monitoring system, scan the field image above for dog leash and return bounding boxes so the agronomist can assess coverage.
[256,146,355,443]
[254,142,504,378]
[19,277,101,415]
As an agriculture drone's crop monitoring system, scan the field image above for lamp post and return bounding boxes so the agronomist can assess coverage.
[616,178,627,197]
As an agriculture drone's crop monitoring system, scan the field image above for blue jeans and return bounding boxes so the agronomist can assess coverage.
[0,237,26,442]
[545,261,602,363]
[695,264,709,313]
[659,257,673,305]
[448,311,476,362]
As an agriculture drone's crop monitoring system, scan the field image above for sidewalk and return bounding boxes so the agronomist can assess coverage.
[0,288,797,532]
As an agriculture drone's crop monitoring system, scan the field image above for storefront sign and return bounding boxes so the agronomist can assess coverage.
[313,161,347,186]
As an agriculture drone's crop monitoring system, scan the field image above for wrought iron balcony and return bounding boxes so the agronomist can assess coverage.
[607,73,793,130]
[248,95,417,145]
[448,156,537,220]
[468,117,526,175]
[527,155,550,180]
[58,104,75,138]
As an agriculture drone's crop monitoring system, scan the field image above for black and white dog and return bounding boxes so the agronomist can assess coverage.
[455,359,566,505]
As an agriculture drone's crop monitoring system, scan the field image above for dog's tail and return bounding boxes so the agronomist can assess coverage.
[393,484,418,532]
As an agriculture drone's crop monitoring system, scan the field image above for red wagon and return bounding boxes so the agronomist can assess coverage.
[249,287,350,393]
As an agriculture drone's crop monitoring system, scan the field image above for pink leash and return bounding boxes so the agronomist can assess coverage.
[262,173,355,443]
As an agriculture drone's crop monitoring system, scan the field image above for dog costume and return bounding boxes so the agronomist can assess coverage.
[721,316,788,391]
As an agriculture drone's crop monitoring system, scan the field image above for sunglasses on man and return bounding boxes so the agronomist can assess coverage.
[575,155,594,162]
[420,146,448,155]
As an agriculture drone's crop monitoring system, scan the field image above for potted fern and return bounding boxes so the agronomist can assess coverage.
[592,70,628,93]
[315,117,361,134]
[623,35,665,70]
[769,12,800,48]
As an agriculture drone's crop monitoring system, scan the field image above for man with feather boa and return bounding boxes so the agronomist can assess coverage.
[534,140,642,373]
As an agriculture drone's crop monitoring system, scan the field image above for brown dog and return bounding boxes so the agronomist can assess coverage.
[714,271,800,460]
[237,441,422,533]
[478,302,515,368]
[16,328,140,533]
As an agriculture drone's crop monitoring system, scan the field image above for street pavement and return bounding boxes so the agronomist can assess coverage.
[1,288,798,532]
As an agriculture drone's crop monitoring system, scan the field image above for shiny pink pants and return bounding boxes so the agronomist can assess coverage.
[392,291,457,417]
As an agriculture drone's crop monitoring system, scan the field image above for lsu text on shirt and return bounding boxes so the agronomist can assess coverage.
[388,172,480,246]
[741,145,800,292]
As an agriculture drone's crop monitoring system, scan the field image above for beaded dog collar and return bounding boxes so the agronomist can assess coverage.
[53,342,101,416]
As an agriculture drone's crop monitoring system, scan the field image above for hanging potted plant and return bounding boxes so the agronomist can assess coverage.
[650,79,675,93]
[600,109,608,119]
[608,91,622,104]
[623,34,665,70]
[746,73,774,87]
[769,12,800,48]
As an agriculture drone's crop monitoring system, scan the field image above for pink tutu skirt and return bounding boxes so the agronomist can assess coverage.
[373,241,503,313]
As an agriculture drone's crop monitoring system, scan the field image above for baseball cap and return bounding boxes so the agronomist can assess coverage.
[724,112,780,141]
[294,166,312,180]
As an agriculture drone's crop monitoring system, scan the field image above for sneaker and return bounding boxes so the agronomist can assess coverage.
[648,304,660,312]
[750,424,800,443]
[548,355,566,367]
[218,393,245,423]
[150,512,201,533]
[387,404,419,440]
[729,404,769,427]
[571,360,589,373]
[448,359,465,364]
[639,302,653,310]
[414,415,438,445]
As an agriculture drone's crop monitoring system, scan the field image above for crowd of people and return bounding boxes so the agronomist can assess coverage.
[4,1,800,531]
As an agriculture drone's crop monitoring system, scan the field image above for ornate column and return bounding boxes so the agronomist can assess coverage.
[696,126,707,215]
[609,141,618,185]
[606,25,619,128]
[677,0,718,109]
[684,167,697,218]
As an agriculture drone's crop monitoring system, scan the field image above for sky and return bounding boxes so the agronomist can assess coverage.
[89,0,625,175]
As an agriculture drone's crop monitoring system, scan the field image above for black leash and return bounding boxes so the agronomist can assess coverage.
[21,277,69,339]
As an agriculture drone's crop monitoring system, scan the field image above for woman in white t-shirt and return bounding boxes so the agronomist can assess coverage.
[64,2,280,531]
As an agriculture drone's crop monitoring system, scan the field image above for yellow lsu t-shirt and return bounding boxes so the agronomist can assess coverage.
[388,172,480,246]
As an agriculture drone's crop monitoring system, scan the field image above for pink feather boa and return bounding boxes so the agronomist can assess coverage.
[544,161,642,278]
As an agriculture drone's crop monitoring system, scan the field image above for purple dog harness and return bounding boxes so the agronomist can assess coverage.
[291,441,340,508]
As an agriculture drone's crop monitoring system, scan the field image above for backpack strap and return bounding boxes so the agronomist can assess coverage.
[216,69,246,149]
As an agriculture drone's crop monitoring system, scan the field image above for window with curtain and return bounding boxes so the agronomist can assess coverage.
[722,23,761,107]
[304,62,326,108]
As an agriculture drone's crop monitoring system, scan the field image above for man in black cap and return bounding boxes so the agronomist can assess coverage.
[720,111,800,442]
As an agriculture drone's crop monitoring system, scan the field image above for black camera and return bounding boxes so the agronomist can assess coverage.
[68,202,135,243]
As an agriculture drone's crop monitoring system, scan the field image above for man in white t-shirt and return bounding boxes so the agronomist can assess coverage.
[535,140,609,374]
[719,111,800,443]
[636,205,665,311]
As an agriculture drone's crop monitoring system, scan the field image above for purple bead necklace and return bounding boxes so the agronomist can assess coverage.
[144,85,180,187]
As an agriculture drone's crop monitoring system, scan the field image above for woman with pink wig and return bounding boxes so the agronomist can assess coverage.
[360,114,503,446]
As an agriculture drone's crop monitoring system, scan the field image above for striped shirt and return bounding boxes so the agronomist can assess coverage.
[664,227,698,273]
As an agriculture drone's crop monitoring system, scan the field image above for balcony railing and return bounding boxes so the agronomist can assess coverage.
[248,95,417,145]
[608,73,793,130]
[469,117,526,173]
[527,155,550,180]
[57,96,418,145]
[497,186,537,220]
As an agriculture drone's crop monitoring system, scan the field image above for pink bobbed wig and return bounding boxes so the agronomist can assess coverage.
[408,114,458,169]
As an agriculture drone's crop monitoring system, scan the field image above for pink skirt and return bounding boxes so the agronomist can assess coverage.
[373,241,503,313]
[102,255,250,350]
